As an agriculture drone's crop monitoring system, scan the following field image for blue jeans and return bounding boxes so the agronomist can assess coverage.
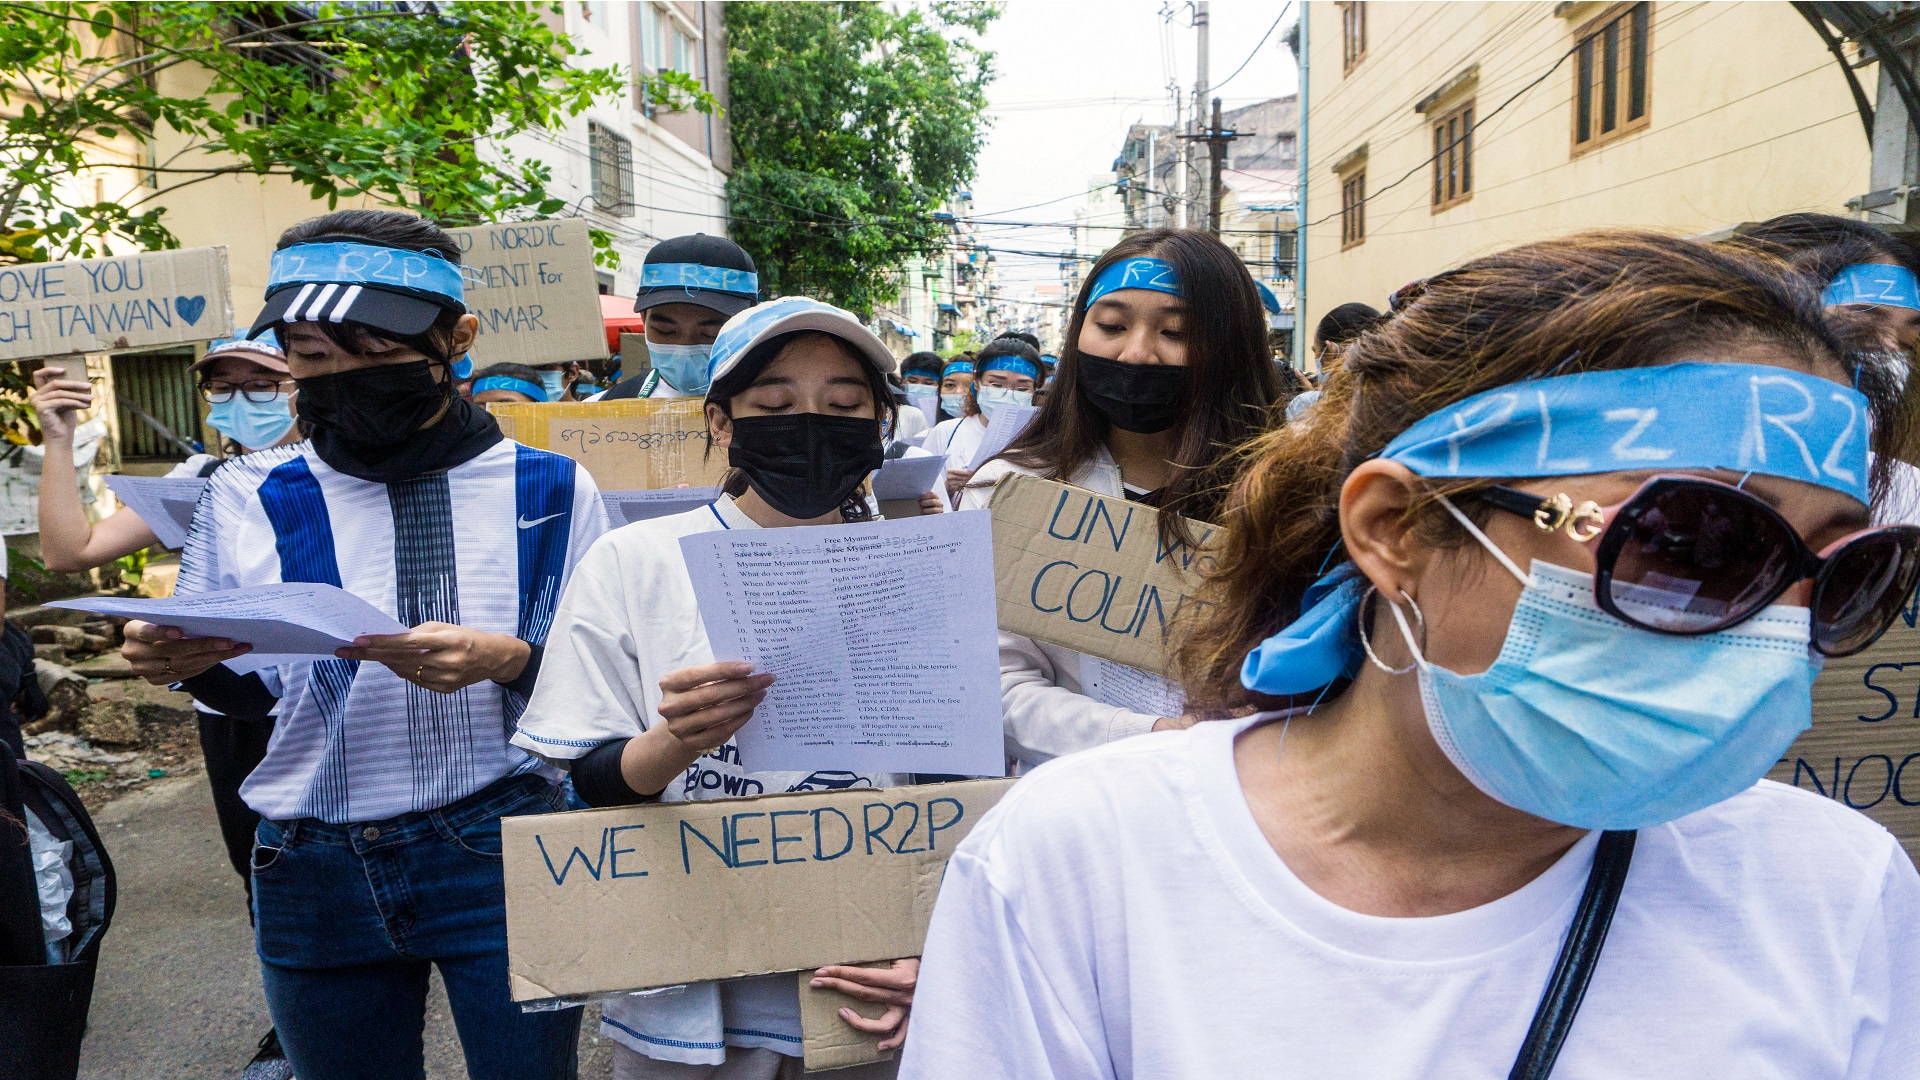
[250,773,580,1080]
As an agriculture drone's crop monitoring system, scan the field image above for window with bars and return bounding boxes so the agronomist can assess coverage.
[1431,100,1474,211]
[1340,169,1366,249]
[1573,2,1651,152]
[1339,2,1367,74]
[588,121,634,217]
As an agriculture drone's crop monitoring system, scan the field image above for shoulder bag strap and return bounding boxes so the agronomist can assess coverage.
[1508,829,1636,1080]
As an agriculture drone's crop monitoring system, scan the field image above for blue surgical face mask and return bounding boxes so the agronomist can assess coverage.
[1389,520,1817,831]
[538,369,567,401]
[650,342,712,393]
[451,356,474,380]
[975,384,1034,419]
[939,393,967,418]
[904,383,938,403]
[207,393,297,451]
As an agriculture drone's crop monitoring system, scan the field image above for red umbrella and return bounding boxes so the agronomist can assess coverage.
[601,293,644,352]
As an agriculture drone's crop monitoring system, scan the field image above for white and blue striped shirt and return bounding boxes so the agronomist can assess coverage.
[176,438,608,823]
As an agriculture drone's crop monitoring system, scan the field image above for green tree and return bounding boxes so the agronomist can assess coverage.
[0,2,711,266]
[724,1,997,316]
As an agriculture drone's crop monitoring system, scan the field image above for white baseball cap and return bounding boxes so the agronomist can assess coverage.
[707,297,898,390]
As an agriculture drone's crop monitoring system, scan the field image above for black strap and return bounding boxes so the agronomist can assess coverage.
[1508,829,1636,1080]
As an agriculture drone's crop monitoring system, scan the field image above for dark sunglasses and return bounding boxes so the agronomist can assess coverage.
[1474,476,1920,657]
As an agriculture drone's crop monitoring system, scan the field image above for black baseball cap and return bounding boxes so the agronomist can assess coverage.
[633,233,760,318]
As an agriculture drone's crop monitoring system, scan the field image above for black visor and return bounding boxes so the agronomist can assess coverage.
[249,282,458,340]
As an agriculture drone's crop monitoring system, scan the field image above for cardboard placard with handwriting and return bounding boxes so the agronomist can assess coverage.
[447,218,606,368]
[1769,600,1920,860]
[484,398,724,492]
[988,473,1217,677]
[0,247,232,361]
[502,778,1015,1002]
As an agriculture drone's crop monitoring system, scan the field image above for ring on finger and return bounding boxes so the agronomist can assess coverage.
[163,659,174,675]
[414,664,425,681]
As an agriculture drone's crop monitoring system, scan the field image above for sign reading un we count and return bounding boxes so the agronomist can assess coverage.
[0,246,233,362]
[447,218,607,368]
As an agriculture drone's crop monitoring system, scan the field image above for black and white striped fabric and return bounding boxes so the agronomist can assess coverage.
[176,439,607,824]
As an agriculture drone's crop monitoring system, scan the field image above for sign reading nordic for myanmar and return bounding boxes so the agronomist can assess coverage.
[447,217,607,368]
[0,246,234,362]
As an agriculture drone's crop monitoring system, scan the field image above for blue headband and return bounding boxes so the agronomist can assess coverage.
[640,262,759,296]
[1822,263,1920,310]
[1239,362,1874,698]
[267,241,466,303]
[979,355,1040,380]
[472,376,546,401]
[942,360,974,379]
[205,328,284,360]
[1086,257,1181,306]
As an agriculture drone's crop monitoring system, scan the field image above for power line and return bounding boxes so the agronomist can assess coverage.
[1211,3,1293,95]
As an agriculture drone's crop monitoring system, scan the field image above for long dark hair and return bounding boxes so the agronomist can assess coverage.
[995,228,1280,543]
[705,329,897,522]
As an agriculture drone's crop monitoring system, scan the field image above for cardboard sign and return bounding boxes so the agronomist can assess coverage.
[485,398,724,492]
[447,218,606,367]
[0,247,232,361]
[502,777,1014,1002]
[989,473,1217,677]
[1769,597,1920,860]
[799,966,894,1072]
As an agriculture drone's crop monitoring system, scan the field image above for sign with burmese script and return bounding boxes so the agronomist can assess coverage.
[447,218,606,367]
[501,778,1015,1001]
[1771,591,1920,860]
[0,247,232,361]
[988,473,1217,677]
[484,398,724,492]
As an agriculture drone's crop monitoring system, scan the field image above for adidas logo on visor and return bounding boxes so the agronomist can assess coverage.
[281,283,366,323]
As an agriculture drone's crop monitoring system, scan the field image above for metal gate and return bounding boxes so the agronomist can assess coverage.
[110,348,202,461]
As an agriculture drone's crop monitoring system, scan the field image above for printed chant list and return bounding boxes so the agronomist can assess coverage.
[682,513,1004,775]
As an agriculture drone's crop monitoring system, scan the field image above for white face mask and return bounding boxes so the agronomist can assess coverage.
[975,384,1034,419]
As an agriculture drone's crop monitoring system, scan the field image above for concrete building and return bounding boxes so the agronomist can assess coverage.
[1298,1,1877,368]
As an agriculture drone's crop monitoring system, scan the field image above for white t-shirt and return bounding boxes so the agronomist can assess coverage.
[924,415,988,472]
[892,402,931,444]
[512,494,901,1066]
[900,715,1920,1080]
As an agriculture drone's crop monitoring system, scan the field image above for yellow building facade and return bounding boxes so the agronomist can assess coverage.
[1300,1,1878,359]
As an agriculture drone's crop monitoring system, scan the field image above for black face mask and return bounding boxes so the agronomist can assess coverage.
[727,413,885,520]
[1075,352,1190,434]
[297,360,502,483]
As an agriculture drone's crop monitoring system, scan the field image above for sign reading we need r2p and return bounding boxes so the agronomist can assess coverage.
[0,247,233,362]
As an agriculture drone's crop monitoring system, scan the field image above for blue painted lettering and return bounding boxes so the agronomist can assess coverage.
[608,824,648,878]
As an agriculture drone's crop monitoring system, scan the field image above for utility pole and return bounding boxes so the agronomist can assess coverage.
[1193,0,1210,228]
[1293,9,1309,373]
[1205,97,1237,234]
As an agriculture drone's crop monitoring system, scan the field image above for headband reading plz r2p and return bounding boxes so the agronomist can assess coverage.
[1823,263,1920,311]
[1238,361,1875,697]
[249,240,469,340]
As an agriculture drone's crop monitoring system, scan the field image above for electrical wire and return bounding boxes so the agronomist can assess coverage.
[1211,3,1294,95]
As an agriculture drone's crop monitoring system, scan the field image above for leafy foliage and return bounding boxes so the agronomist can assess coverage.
[0,2,650,264]
[724,1,997,316]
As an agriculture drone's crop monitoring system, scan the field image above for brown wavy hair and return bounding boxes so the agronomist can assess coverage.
[992,228,1281,547]
[1176,229,1915,712]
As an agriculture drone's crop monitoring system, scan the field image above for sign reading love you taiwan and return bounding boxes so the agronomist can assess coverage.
[0,246,233,362]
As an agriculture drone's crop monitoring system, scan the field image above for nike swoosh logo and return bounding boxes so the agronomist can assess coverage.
[517,512,564,529]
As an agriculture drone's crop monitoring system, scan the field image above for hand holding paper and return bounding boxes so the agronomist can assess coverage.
[335,622,536,694]
[55,582,408,680]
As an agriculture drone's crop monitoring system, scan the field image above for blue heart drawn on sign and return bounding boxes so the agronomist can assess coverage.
[175,296,207,326]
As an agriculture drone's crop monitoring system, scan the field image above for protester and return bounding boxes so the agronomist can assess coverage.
[936,356,973,420]
[1312,300,1381,368]
[958,228,1281,768]
[511,298,933,1079]
[116,209,607,1080]
[900,350,945,428]
[924,336,1042,499]
[467,362,551,405]
[600,233,760,401]
[886,371,932,445]
[902,231,1920,1078]
[27,330,301,1076]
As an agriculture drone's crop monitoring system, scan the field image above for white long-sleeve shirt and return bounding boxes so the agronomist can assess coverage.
[959,449,1166,767]
[900,715,1920,1080]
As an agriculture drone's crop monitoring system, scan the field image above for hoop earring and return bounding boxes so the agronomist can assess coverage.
[1357,585,1426,675]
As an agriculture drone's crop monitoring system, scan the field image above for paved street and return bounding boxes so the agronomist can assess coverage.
[76,769,614,1078]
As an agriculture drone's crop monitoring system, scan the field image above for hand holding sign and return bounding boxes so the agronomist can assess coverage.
[29,364,92,441]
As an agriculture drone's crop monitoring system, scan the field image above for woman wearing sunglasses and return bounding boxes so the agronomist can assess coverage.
[900,232,1920,1079]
